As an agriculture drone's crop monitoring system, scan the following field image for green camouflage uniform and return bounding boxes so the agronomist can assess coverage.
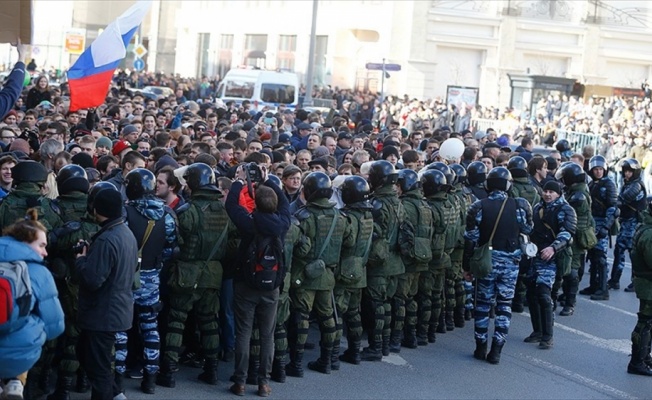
[444,185,466,331]
[0,182,60,230]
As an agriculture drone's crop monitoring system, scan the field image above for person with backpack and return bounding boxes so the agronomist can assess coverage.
[0,209,64,400]
[225,164,291,397]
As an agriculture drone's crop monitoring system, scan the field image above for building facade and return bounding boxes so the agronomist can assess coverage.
[16,0,652,109]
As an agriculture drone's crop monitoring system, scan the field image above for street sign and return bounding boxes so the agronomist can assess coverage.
[133,57,145,72]
[365,62,401,72]
[133,43,148,58]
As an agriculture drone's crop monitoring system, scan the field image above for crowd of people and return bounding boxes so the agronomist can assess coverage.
[2,41,652,400]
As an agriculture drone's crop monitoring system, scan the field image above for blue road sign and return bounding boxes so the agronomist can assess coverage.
[365,62,401,72]
[133,58,145,72]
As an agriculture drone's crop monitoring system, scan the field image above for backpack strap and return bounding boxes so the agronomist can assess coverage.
[488,198,508,245]
[207,222,229,262]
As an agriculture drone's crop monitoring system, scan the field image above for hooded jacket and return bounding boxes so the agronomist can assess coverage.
[0,236,64,378]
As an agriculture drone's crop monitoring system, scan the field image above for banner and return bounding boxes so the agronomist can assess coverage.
[64,29,86,55]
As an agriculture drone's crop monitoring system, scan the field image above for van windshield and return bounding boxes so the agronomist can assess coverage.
[261,83,295,104]
[224,80,254,99]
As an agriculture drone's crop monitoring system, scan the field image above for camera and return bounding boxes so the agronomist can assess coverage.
[245,162,263,184]
[72,240,89,254]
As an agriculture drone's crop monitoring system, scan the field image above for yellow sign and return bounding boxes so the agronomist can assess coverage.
[133,44,148,58]
[64,29,86,55]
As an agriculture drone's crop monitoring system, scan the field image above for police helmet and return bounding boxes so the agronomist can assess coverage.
[87,181,117,214]
[507,156,528,179]
[184,162,216,192]
[588,155,608,174]
[485,167,513,192]
[421,169,448,197]
[426,162,455,186]
[266,174,282,190]
[341,175,370,205]
[303,171,333,201]
[125,168,156,200]
[621,158,642,179]
[368,160,398,190]
[555,139,571,153]
[557,162,586,186]
[397,169,420,193]
[449,164,467,185]
[56,164,89,195]
[467,161,487,186]
[12,160,48,185]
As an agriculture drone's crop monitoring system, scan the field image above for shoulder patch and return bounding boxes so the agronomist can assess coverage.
[294,206,311,221]
[176,202,192,214]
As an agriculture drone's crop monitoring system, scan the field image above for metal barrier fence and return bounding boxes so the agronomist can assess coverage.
[470,118,520,135]
[555,130,601,154]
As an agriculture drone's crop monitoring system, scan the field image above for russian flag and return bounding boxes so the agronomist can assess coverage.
[68,0,152,112]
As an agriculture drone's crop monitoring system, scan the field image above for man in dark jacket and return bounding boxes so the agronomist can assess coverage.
[75,186,138,400]
[225,165,291,397]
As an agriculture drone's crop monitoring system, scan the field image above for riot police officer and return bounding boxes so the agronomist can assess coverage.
[115,168,177,394]
[556,139,573,161]
[466,161,488,200]
[361,161,404,361]
[526,181,576,349]
[464,167,533,363]
[581,155,617,300]
[556,162,595,316]
[610,158,647,290]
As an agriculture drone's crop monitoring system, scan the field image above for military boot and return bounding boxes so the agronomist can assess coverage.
[46,374,73,400]
[608,268,622,290]
[402,324,418,349]
[486,339,504,364]
[381,334,390,356]
[579,265,597,295]
[436,313,447,334]
[628,323,652,376]
[453,306,465,328]
[246,357,260,385]
[524,294,543,343]
[307,346,332,374]
[473,339,487,361]
[198,358,219,385]
[539,286,555,350]
[591,260,610,300]
[416,324,429,346]
[389,330,402,353]
[156,359,177,388]
[360,336,383,362]
[271,355,287,383]
[445,311,455,331]
[340,339,362,365]
[285,349,304,377]
[428,322,438,343]
[75,369,90,393]
[141,371,156,394]
[331,340,341,371]
[114,372,125,397]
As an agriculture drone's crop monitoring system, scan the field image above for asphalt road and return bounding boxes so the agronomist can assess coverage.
[71,251,647,400]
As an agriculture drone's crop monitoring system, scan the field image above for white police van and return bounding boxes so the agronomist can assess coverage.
[217,68,299,111]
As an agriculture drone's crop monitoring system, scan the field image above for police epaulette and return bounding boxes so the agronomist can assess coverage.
[294,206,311,221]
[50,199,62,216]
[176,202,191,214]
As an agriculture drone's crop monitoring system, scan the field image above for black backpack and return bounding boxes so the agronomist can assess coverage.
[245,234,285,291]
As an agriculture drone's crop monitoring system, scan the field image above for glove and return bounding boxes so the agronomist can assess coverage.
[597,227,609,239]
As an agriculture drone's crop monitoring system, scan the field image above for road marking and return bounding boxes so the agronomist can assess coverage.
[382,353,412,368]
[521,312,630,354]
[523,355,638,400]
[577,296,638,318]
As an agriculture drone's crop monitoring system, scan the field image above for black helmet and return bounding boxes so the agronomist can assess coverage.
[449,164,467,185]
[589,155,607,173]
[556,139,571,153]
[397,169,420,192]
[557,162,586,186]
[87,181,117,214]
[421,169,448,197]
[341,175,370,205]
[621,158,642,179]
[507,156,528,179]
[368,160,398,190]
[12,160,48,184]
[125,168,156,200]
[56,164,89,195]
[427,162,455,186]
[184,162,215,191]
[485,167,512,192]
[303,171,332,201]
[266,174,282,190]
[467,161,487,186]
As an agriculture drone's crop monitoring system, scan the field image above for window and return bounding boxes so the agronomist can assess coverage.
[244,34,268,68]
[224,80,255,99]
[261,83,295,104]
[277,35,296,71]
